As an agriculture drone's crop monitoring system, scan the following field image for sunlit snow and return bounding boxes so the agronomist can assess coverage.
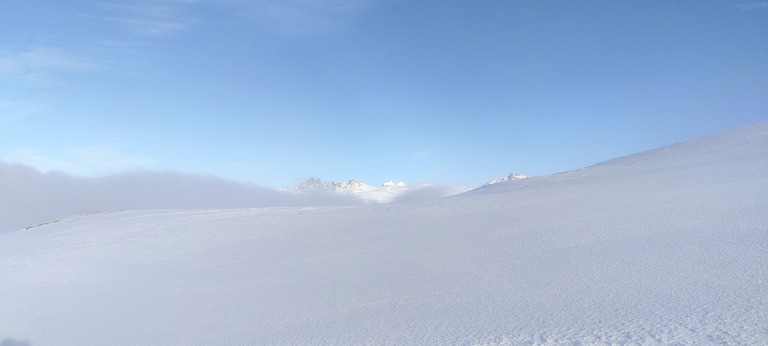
[1,122,766,345]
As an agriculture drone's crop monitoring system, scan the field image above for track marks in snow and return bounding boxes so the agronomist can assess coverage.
[475,320,767,345]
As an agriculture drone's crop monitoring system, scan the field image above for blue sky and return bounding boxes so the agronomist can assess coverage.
[1,1,766,188]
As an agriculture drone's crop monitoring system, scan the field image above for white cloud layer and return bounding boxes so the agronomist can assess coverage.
[0,161,466,232]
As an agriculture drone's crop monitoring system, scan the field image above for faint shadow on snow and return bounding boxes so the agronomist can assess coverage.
[0,338,30,346]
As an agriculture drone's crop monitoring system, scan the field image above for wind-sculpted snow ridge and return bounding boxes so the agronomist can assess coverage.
[1,121,767,345]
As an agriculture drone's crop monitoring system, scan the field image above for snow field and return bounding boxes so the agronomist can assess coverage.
[1,121,767,344]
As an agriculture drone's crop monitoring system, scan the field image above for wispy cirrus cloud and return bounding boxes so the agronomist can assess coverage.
[93,0,200,37]
[0,95,48,123]
[0,47,103,87]
[0,47,102,126]
[737,2,768,10]
[223,0,375,36]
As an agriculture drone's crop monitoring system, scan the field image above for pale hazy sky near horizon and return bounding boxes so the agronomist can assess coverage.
[1,1,766,187]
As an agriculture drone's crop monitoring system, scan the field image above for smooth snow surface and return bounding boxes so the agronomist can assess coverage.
[1,122,767,345]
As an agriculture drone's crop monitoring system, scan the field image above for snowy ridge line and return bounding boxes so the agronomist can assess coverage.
[24,219,60,230]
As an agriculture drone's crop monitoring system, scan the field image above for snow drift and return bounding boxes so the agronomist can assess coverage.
[1,121,766,345]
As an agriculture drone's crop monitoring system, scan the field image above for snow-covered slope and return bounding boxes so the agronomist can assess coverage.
[1,122,767,345]
[286,177,467,203]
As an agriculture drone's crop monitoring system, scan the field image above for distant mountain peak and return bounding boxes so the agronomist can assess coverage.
[291,177,377,194]
[483,172,527,186]
[286,177,462,204]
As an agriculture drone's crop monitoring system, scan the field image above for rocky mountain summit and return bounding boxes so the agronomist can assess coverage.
[287,177,415,203]
[483,172,527,186]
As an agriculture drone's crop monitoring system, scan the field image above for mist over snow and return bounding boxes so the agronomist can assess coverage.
[0,164,468,232]
[1,121,766,344]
